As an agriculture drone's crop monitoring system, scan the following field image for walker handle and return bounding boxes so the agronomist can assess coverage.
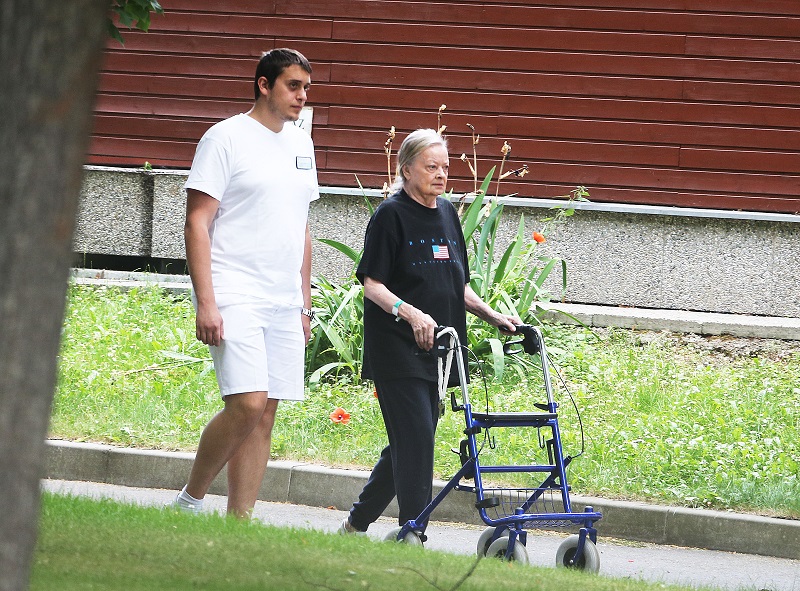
[413,326,455,358]
[431,326,453,358]
[502,324,540,355]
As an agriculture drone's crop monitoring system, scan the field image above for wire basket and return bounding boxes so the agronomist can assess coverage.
[482,487,578,528]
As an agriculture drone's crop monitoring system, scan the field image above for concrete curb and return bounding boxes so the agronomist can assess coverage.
[46,440,800,560]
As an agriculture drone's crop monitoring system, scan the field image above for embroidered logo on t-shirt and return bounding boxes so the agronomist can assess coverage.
[432,244,450,260]
[296,156,313,170]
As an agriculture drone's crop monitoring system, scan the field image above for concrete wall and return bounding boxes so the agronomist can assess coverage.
[74,166,800,318]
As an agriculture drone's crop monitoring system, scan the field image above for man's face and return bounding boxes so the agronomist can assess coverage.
[262,64,311,123]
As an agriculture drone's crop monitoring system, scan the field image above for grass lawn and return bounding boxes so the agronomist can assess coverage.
[31,493,710,591]
[52,284,800,517]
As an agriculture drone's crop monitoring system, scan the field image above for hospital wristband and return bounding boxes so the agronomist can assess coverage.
[392,299,404,321]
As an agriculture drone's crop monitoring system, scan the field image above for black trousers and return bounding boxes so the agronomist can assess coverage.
[348,377,440,531]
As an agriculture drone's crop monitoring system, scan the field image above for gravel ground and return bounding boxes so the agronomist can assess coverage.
[610,328,800,362]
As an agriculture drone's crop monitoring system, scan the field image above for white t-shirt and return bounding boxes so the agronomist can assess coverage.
[185,113,320,305]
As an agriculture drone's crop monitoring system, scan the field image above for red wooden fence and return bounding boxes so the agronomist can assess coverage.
[90,1,800,213]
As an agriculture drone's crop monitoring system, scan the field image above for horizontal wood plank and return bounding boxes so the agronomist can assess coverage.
[331,21,686,54]
[680,148,800,174]
[492,0,800,15]
[91,115,214,141]
[89,136,197,162]
[274,1,800,37]
[144,12,333,39]
[287,40,800,83]
[311,85,800,128]
[164,0,800,17]
[314,127,683,166]
[328,64,800,107]
[327,106,800,151]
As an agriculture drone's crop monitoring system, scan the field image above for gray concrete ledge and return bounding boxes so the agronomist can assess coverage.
[540,302,800,341]
[45,440,800,560]
[70,268,191,296]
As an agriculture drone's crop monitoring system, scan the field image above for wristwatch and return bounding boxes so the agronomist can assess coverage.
[301,307,315,320]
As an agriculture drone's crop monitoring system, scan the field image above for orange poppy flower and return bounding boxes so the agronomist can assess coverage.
[532,231,546,244]
[329,407,351,424]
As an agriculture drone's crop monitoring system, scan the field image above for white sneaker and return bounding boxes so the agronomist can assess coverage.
[168,496,202,514]
[168,487,203,514]
[337,518,366,536]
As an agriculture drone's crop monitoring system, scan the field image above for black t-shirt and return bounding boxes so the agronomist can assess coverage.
[357,189,469,385]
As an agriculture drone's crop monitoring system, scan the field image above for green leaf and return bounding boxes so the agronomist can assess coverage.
[476,204,503,295]
[159,351,204,363]
[318,238,362,265]
[479,166,496,198]
[107,0,163,43]
[492,214,525,286]
[315,320,353,365]
[355,175,376,215]
[308,362,349,389]
[460,167,496,240]
[107,20,125,45]
[475,202,502,262]
[488,338,505,380]
[461,193,484,241]
[534,258,557,294]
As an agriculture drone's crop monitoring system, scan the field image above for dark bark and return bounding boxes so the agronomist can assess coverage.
[0,1,109,589]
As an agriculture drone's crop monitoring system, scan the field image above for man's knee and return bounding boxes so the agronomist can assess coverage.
[224,391,269,427]
[257,399,279,432]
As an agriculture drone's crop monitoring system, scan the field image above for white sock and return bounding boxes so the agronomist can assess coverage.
[177,485,203,508]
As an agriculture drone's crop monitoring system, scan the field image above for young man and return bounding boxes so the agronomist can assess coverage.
[173,48,318,517]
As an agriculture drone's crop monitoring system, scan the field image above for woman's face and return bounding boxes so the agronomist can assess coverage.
[403,144,449,205]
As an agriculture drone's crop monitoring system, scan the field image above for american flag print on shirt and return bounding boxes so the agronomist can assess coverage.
[432,244,450,260]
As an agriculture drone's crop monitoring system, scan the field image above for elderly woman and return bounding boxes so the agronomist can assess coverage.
[339,128,521,539]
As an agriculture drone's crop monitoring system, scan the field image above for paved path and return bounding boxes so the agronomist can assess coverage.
[43,479,800,591]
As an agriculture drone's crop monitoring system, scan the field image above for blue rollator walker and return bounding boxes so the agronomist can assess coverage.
[384,325,602,572]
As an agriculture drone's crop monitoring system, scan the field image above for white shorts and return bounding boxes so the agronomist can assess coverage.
[207,298,305,400]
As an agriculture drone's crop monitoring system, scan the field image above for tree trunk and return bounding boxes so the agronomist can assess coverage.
[0,2,109,589]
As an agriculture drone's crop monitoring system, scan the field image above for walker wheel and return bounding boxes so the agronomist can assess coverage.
[555,534,600,573]
[476,526,508,557]
[383,526,423,546]
[486,536,529,564]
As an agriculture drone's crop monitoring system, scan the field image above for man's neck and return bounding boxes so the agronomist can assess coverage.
[246,102,284,133]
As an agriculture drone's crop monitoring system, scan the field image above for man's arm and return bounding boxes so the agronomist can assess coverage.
[184,189,223,346]
[464,284,521,334]
[300,222,313,344]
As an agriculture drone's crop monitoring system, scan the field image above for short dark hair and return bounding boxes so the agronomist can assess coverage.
[253,48,312,100]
